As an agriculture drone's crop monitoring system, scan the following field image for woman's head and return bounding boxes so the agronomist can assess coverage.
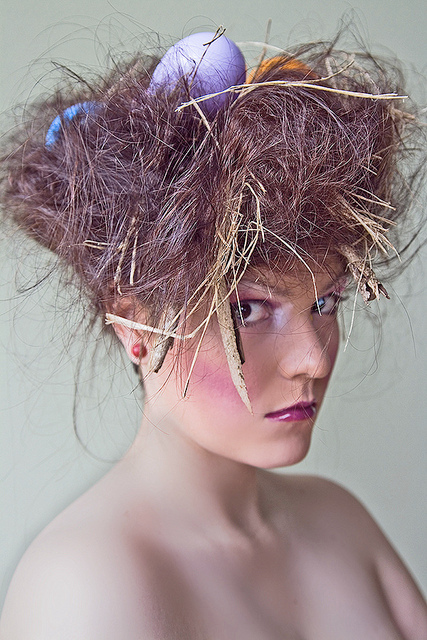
[1,31,423,408]
[117,257,343,468]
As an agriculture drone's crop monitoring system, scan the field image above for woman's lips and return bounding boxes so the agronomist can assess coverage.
[265,401,317,422]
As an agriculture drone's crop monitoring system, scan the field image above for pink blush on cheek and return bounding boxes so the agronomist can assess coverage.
[185,353,247,406]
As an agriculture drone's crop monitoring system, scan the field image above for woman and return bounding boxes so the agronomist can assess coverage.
[1,30,426,639]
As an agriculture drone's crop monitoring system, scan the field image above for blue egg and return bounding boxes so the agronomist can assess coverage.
[45,102,97,147]
[149,32,246,116]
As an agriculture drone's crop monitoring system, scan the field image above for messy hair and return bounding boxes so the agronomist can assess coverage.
[1,33,425,406]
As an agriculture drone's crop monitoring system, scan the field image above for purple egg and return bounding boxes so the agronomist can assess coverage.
[149,32,246,116]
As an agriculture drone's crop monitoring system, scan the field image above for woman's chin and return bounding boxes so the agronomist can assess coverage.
[248,431,314,470]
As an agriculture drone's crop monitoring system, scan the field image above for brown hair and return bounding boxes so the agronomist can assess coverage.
[1,35,425,399]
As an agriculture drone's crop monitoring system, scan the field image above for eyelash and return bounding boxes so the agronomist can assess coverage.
[232,291,344,327]
[311,292,344,316]
[231,300,270,327]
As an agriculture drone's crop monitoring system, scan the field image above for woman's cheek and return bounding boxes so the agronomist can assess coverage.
[186,353,245,404]
[327,319,340,370]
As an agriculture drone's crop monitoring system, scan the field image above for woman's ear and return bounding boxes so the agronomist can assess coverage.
[109,298,149,366]
[113,321,148,366]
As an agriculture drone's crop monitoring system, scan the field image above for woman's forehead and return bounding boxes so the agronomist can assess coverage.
[239,258,347,296]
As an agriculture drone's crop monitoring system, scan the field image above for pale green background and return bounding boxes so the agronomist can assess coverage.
[1,0,426,611]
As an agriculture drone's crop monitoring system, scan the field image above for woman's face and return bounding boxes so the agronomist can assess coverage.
[143,261,347,469]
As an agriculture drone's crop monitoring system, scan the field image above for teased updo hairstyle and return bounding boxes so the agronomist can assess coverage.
[1,32,425,395]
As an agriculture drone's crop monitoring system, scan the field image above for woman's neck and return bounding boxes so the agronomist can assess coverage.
[121,408,274,541]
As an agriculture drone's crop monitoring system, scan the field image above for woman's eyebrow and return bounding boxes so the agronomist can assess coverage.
[238,270,348,298]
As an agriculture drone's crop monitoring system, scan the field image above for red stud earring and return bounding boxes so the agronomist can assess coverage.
[131,343,141,359]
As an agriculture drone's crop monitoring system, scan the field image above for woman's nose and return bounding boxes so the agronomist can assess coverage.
[275,316,332,381]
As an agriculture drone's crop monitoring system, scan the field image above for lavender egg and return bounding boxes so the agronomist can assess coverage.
[149,32,246,116]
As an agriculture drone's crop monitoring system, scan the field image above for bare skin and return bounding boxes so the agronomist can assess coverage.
[1,264,426,640]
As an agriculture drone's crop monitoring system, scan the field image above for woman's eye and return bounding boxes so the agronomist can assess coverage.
[312,292,341,316]
[232,300,270,326]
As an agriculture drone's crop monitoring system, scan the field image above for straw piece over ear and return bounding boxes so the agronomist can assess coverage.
[216,280,252,413]
[148,307,178,373]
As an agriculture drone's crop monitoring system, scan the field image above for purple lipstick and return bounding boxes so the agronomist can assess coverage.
[265,401,317,422]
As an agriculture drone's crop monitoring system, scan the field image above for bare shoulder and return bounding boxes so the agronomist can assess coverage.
[0,503,196,640]
[267,472,427,639]
[0,519,149,640]
[282,473,393,535]
[268,472,406,548]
